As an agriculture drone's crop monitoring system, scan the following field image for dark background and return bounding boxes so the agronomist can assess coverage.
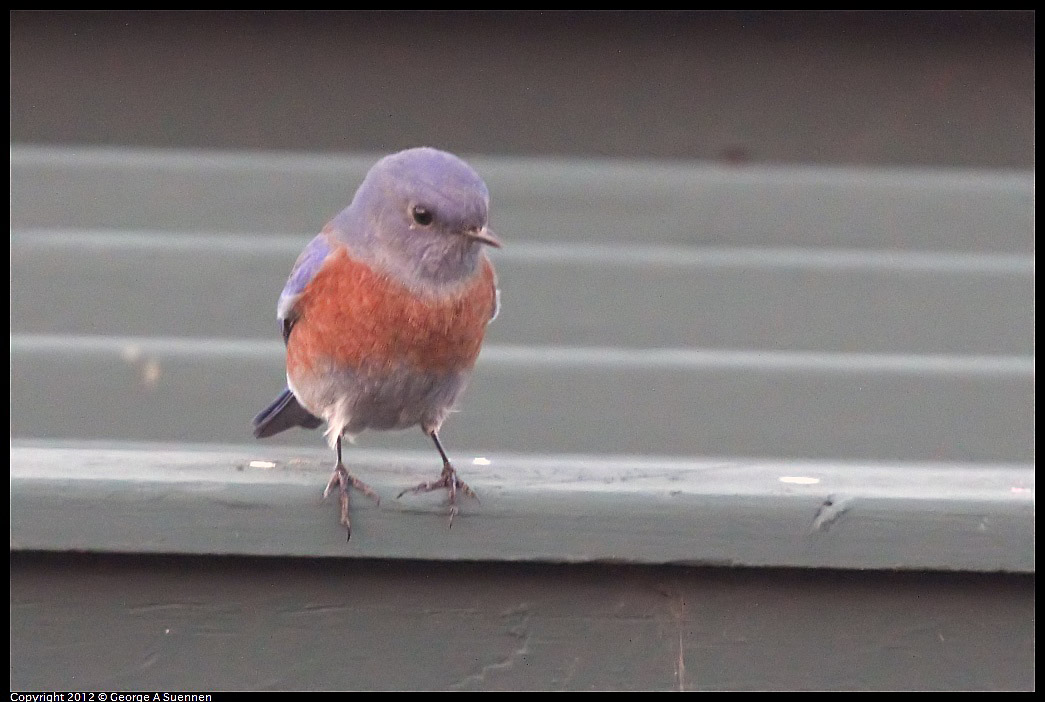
[10,10,1035,167]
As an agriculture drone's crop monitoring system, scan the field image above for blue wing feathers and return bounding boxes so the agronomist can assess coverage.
[277,233,335,343]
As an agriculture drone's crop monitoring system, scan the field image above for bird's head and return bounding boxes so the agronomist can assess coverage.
[337,147,501,288]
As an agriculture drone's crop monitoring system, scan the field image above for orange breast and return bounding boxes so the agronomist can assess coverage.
[286,247,496,377]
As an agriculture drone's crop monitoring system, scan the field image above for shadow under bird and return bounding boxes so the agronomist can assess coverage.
[252,147,502,539]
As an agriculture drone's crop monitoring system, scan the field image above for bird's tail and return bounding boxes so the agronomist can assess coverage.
[252,387,323,438]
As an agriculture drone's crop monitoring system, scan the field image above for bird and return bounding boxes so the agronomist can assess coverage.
[252,147,501,539]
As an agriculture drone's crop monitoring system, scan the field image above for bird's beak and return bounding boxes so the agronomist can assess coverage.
[464,226,503,248]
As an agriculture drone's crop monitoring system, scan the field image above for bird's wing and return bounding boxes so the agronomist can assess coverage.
[276,232,336,345]
[490,286,501,323]
[485,255,501,324]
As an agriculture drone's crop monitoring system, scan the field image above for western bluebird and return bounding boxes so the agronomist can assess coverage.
[252,147,502,539]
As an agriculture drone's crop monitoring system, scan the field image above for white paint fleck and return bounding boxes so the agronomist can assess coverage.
[249,460,277,469]
[141,358,161,386]
[472,457,492,466]
[779,476,820,485]
[120,343,143,362]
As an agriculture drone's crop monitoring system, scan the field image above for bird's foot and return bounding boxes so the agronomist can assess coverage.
[323,463,380,541]
[397,463,477,527]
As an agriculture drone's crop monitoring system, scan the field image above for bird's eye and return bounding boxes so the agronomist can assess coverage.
[411,205,434,226]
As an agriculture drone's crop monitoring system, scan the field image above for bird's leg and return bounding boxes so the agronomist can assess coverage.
[322,434,380,540]
[397,430,478,527]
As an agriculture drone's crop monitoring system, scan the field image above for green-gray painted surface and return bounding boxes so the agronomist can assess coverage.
[11,554,1035,691]
[10,336,1035,463]
[10,230,1035,355]
[11,444,1034,571]
[11,147,1035,251]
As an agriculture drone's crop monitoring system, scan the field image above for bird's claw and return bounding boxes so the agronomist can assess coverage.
[397,464,477,526]
[323,463,380,540]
